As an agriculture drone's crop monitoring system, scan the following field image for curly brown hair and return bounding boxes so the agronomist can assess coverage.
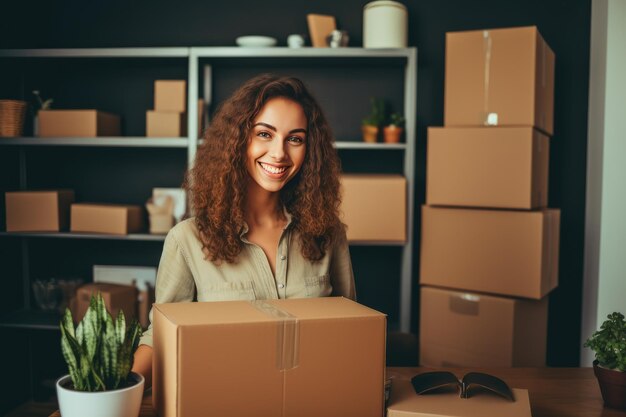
[185,74,344,264]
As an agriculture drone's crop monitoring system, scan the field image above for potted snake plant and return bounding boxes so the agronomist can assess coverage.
[57,293,144,417]
[584,312,626,410]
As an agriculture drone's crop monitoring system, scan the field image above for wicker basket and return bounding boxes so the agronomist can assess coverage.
[0,100,28,137]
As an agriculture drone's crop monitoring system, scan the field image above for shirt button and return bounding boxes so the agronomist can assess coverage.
[278,283,285,289]
[280,255,286,261]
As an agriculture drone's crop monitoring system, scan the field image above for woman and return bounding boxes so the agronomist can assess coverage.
[132,74,355,386]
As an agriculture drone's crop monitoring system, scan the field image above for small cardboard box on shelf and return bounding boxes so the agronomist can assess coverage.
[5,190,75,232]
[153,297,386,417]
[73,282,137,323]
[154,80,187,113]
[38,110,120,137]
[146,111,187,137]
[70,203,144,235]
[340,174,406,242]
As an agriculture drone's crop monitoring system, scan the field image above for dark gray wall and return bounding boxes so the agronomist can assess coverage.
[1,0,591,370]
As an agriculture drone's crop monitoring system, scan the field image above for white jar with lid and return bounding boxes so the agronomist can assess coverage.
[363,0,408,48]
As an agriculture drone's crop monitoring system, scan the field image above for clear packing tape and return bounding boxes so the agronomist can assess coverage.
[250,301,300,371]
[482,29,549,127]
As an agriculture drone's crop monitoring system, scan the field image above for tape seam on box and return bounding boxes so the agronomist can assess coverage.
[483,30,498,126]
[250,301,300,370]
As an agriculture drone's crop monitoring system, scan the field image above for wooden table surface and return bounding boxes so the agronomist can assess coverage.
[51,367,626,417]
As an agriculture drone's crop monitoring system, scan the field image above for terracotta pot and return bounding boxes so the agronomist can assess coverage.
[362,125,379,143]
[383,126,404,143]
[593,360,626,410]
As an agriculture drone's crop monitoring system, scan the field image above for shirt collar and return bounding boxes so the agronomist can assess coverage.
[239,206,293,240]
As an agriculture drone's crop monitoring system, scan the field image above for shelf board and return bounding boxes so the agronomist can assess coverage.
[335,142,406,150]
[192,47,414,59]
[0,47,190,58]
[0,232,166,241]
[0,309,61,330]
[0,137,189,148]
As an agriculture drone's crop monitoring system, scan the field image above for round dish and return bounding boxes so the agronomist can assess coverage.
[235,36,278,48]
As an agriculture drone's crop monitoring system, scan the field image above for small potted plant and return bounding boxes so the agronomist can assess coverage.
[32,90,53,136]
[584,312,626,410]
[383,112,405,143]
[361,97,385,143]
[56,293,144,417]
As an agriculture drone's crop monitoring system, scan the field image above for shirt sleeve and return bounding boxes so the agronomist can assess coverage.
[139,227,196,348]
[329,228,356,300]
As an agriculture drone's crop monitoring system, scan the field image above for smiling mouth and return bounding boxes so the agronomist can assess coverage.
[259,162,289,175]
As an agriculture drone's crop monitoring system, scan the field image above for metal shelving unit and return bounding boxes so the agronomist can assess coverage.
[1,46,417,333]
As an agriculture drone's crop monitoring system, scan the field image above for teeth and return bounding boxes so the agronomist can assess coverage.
[260,163,287,174]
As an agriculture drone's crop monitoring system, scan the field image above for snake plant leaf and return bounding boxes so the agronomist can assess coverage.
[115,309,126,345]
[82,303,99,363]
[61,308,75,338]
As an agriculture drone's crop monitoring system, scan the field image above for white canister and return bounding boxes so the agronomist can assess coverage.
[363,0,408,48]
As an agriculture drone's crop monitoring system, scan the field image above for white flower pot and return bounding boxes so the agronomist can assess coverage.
[56,372,145,417]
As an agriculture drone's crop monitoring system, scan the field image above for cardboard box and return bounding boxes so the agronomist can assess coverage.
[38,110,120,137]
[387,377,531,417]
[153,297,386,417]
[420,206,560,299]
[419,286,548,368]
[154,80,186,113]
[341,175,406,242]
[73,283,137,323]
[93,265,156,329]
[5,190,74,232]
[427,127,549,209]
[146,110,187,137]
[445,26,555,135]
[70,203,144,235]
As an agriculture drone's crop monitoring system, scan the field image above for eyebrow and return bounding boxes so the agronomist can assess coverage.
[253,122,307,135]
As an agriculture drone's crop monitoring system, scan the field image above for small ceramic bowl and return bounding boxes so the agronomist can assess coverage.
[235,36,278,48]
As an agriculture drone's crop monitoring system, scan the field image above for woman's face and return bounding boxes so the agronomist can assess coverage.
[246,97,307,194]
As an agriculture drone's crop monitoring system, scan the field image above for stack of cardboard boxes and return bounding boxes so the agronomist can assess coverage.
[146,80,187,137]
[419,26,559,367]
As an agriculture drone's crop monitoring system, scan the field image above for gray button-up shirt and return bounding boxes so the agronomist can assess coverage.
[139,217,356,347]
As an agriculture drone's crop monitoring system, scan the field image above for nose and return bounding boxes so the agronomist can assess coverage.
[268,137,286,161]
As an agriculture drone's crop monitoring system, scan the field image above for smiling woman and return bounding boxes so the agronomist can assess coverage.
[130,74,355,388]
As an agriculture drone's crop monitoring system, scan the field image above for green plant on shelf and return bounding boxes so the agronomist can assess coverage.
[388,112,405,128]
[584,312,626,371]
[362,97,386,127]
[59,293,142,391]
[32,90,53,113]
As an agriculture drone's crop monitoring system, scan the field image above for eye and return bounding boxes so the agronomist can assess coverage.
[287,136,305,145]
[257,131,272,139]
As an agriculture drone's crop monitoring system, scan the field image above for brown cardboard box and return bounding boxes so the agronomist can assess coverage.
[419,286,548,368]
[38,110,120,137]
[420,206,560,299]
[70,203,144,235]
[427,127,549,209]
[387,377,531,416]
[146,111,187,137]
[154,80,186,113]
[73,283,137,323]
[444,26,555,135]
[341,175,406,242]
[5,190,74,232]
[153,297,386,417]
